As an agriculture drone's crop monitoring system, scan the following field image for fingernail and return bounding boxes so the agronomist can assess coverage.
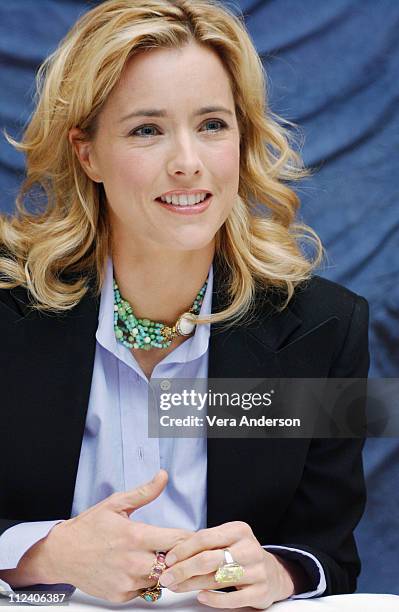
[166,553,177,566]
[160,572,174,587]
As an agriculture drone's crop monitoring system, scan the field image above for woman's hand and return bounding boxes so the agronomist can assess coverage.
[11,470,192,603]
[160,521,295,610]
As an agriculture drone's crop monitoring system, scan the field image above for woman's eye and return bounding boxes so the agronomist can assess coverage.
[129,119,227,138]
[130,125,160,138]
[202,119,227,132]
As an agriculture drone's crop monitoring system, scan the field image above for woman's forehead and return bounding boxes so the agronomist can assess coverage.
[105,42,234,114]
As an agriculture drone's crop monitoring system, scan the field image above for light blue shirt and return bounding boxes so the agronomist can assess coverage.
[0,256,326,600]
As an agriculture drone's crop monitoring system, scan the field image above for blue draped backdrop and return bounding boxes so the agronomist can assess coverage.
[0,0,398,595]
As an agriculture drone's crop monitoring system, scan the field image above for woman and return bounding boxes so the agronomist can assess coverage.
[0,0,369,609]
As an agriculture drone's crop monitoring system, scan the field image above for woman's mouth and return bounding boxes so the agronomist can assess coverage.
[155,193,213,215]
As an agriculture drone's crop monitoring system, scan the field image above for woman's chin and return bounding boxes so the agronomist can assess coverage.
[165,230,216,252]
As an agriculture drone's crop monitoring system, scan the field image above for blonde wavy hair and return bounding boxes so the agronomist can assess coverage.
[0,0,324,325]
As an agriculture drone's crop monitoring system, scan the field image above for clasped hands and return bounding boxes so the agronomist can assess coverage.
[18,470,295,609]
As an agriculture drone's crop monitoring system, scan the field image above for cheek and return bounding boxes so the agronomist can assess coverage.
[102,148,157,195]
[212,142,240,190]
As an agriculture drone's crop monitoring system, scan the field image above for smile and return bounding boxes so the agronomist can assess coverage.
[159,192,211,206]
[155,193,213,215]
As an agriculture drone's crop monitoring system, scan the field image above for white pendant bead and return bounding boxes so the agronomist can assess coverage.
[176,313,196,336]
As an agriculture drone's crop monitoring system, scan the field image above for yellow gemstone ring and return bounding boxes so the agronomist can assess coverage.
[214,549,245,584]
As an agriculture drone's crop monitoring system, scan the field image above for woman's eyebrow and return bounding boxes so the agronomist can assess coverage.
[119,105,234,123]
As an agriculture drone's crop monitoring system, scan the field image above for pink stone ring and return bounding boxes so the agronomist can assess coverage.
[148,551,167,580]
[139,552,167,602]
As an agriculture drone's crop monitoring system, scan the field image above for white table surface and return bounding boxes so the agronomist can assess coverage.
[72,590,398,611]
[1,589,398,611]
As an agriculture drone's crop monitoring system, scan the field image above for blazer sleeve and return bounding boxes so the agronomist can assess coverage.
[273,294,370,595]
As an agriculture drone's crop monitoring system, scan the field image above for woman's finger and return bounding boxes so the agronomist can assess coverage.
[169,564,261,593]
[197,584,272,610]
[165,521,253,566]
[162,538,263,587]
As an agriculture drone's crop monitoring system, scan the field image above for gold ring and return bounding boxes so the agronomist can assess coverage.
[140,551,167,602]
[148,551,167,580]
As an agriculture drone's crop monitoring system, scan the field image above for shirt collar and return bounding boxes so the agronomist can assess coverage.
[96,255,212,370]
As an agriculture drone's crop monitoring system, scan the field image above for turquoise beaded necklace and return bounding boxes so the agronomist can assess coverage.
[113,277,208,350]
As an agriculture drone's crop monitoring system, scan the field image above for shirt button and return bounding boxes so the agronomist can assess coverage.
[160,380,171,391]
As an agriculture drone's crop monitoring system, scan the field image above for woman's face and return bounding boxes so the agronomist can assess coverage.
[75,41,240,254]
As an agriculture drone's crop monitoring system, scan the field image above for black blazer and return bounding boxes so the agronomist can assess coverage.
[0,262,369,596]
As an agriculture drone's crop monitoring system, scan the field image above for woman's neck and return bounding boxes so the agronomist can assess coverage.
[111,244,214,326]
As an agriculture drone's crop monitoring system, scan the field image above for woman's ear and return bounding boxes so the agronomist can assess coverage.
[68,127,102,183]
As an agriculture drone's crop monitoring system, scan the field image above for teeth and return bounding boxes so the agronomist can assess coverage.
[160,193,209,206]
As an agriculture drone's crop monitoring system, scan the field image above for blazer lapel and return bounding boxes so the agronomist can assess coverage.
[208,257,303,380]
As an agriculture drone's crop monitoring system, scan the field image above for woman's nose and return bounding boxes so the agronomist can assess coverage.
[166,134,203,176]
